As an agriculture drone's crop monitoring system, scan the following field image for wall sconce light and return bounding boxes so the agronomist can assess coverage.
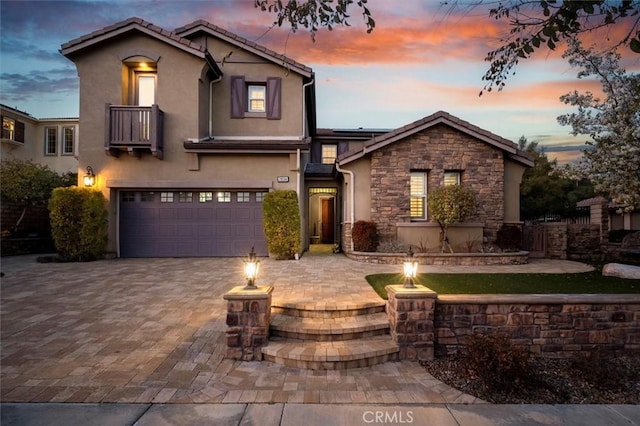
[243,246,260,290]
[83,166,95,187]
[403,246,418,288]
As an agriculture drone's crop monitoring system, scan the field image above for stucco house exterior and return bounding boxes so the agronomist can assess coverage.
[1,104,78,174]
[60,17,531,258]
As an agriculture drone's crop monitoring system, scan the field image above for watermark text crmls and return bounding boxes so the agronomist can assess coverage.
[362,410,414,424]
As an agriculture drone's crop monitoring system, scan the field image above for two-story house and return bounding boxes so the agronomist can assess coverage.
[1,104,78,174]
[61,17,532,258]
[61,18,315,257]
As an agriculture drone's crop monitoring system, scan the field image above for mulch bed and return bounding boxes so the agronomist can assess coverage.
[421,354,640,404]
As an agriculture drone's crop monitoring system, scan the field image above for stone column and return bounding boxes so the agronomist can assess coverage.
[386,285,437,361]
[223,286,273,361]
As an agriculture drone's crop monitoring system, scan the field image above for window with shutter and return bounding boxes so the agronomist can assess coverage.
[230,76,282,120]
[15,120,25,143]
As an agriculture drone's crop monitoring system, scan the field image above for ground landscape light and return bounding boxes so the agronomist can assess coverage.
[244,247,260,289]
[403,246,418,288]
[83,166,95,187]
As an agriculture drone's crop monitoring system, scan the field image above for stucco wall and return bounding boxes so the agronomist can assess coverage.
[69,31,307,254]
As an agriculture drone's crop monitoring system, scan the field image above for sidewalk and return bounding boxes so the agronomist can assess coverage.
[2,402,639,425]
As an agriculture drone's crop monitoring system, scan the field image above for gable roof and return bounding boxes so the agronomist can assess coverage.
[60,17,222,77]
[174,20,313,78]
[338,110,534,167]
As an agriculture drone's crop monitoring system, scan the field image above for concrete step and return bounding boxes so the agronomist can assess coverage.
[271,300,386,318]
[261,336,399,370]
[270,312,390,341]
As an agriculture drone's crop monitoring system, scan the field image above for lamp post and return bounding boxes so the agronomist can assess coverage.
[243,247,260,289]
[403,246,418,288]
[83,166,95,187]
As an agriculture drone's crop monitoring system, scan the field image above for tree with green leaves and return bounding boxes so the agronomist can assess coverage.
[0,159,75,234]
[557,39,639,211]
[518,136,594,221]
[427,184,476,253]
[254,0,639,93]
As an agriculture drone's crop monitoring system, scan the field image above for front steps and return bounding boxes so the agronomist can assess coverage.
[262,301,399,370]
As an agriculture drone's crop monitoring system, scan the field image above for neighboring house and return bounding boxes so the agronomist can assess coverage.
[577,196,640,237]
[1,104,78,174]
[60,17,531,258]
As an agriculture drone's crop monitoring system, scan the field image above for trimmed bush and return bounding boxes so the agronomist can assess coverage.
[496,224,522,250]
[352,220,379,252]
[263,190,300,259]
[49,187,108,261]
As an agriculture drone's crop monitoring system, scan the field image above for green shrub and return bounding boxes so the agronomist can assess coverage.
[263,190,300,259]
[496,224,522,250]
[352,220,379,252]
[460,333,532,391]
[49,187,108,261]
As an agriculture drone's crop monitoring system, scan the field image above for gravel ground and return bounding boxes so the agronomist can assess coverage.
[422,354,640,404]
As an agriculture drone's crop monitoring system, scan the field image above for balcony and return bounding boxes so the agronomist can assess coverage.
[105,104,163,159]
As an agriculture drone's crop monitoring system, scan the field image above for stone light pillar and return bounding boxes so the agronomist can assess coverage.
[223,285,273,361]
[385,285,437,361]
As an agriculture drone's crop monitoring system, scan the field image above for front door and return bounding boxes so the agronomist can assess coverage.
[321,198,334,243]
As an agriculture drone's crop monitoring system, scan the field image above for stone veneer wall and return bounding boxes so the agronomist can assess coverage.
[567,224,602,261]
[434,294,640,358]
[345,251,529,265]
[369,124,505,244]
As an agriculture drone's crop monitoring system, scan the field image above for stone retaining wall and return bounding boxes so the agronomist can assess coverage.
[345,250,529,266]
[433,294,640,358]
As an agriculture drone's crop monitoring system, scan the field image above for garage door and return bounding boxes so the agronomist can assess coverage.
[119,190,268,257]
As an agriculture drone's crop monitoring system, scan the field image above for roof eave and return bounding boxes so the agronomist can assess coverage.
[60,22,206,60]
[175,23,313,78]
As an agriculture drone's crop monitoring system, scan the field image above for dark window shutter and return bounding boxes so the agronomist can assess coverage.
[266,77,281,120]
[230,76,246,119]
[338,141,349,155]
[15,120,25,143]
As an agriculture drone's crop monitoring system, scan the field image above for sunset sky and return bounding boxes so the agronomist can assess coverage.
[1,0,638,163]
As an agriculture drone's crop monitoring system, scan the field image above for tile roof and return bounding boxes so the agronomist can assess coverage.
[338,110,534,167]
[60,17,206,57]
[174,20,313,78]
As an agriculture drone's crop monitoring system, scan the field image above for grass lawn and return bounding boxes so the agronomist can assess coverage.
[366,272,640,299]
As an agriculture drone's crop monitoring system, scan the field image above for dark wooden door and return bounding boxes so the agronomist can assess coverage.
[523,225,546,258]
[321,198,335,243]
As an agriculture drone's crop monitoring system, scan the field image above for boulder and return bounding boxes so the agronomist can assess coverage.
[602,263,640,279]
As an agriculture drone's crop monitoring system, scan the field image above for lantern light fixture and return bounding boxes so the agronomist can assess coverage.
[403,246,418,288]
[243,246,260,290]
[83,166,95,187]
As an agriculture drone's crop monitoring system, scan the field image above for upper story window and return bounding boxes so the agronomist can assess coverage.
[321,144,338,164]
[62,126,75,155]
[45,127,57,155]
[247,85,266,113]
[135,73,156,106]
[231,76,281,120]
[1,116,24,143]
[2,117,15,140]
[410,171,428,220]
[444,171,461,186]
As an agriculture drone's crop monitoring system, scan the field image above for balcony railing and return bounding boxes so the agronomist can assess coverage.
[105,104,163,159]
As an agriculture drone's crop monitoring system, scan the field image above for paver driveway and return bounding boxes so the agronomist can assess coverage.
[0,254,481,404]
[0,254,591,404]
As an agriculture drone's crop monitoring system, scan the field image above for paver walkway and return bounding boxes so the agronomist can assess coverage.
[0,254,592,404]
